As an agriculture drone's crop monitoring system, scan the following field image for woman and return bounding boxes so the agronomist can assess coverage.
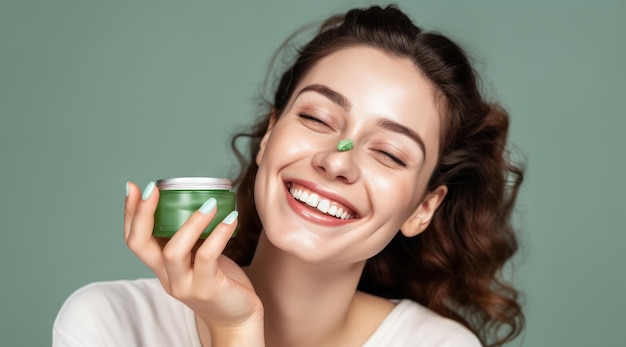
[54,5,524,347]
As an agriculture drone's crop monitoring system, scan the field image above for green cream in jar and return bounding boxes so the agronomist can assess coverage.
[153,177,236,238]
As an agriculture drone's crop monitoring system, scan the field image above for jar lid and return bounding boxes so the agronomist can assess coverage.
[156,177,233,190]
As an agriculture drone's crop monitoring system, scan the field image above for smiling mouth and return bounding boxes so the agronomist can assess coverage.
[287,182,357,220]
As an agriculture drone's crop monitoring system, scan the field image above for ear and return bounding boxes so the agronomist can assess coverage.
[255,110,277,166]
[400,185,447,237]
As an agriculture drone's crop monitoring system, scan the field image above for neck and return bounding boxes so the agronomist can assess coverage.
[245,232,366,347]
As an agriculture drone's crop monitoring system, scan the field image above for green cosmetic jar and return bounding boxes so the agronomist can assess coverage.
[153,177,236,238]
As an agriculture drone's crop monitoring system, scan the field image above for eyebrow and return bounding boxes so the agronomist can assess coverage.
[376,118,427,160]
[297,83,427,158]
[297,84,352,111]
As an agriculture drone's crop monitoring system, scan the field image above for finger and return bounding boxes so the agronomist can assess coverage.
[123,182,140,242]
[192,210,239,281]
[126,181,167,278]
[162,198,218,283]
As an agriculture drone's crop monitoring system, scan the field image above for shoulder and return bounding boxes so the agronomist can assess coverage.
[53,278,199,347]
[365,299,482,347]
[54,278,170,322]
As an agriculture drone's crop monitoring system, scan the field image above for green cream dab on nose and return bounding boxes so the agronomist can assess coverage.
[336,139,354,151]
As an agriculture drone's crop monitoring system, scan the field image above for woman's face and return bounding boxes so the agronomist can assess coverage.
[254,46,445,264]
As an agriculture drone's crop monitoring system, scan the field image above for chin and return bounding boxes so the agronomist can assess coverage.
[262,226,341,264]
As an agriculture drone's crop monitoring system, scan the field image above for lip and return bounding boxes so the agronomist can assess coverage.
[283,178,360,226]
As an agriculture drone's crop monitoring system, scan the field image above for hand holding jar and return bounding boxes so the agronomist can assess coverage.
[124,179,264,346]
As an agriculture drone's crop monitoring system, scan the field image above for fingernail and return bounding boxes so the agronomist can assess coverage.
[222,211,239,225]
[125,182,130,197]
[142,181,156,200]
[199,198,217,215]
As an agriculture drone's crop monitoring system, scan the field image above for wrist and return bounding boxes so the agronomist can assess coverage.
[198,308,264,347]
[207,318,265,347]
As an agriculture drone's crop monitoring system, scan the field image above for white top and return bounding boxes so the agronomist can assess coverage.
[53,278,482,347]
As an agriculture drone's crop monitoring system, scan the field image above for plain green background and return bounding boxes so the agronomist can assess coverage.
[1,0,624,345]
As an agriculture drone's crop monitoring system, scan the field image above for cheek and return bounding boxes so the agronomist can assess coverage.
[254,127,308,217]
[367,171,423,220]
[262,128,319,163]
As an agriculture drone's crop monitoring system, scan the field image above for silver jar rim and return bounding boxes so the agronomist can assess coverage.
[156,177,232,190]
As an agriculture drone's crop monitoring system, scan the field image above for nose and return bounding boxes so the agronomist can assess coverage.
[311,144,360,184]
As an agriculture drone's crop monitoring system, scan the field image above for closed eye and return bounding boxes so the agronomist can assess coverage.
[375,150,407,167]
[299,113,330,128]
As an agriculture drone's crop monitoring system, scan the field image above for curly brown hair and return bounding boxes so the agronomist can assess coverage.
[226,5,525,346]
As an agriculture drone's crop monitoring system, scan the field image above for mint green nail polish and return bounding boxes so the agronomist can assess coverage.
[222,211,239,225]
[125,182,130,197]
[199,198,217,215]
[142,181,156,200]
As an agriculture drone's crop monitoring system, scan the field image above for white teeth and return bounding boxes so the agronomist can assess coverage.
[317,199,330,213]
[299,191,309,203]
[288,184,354,220]
[336,208,344,218]
[306,193,319,207]
[328,205,337,216]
